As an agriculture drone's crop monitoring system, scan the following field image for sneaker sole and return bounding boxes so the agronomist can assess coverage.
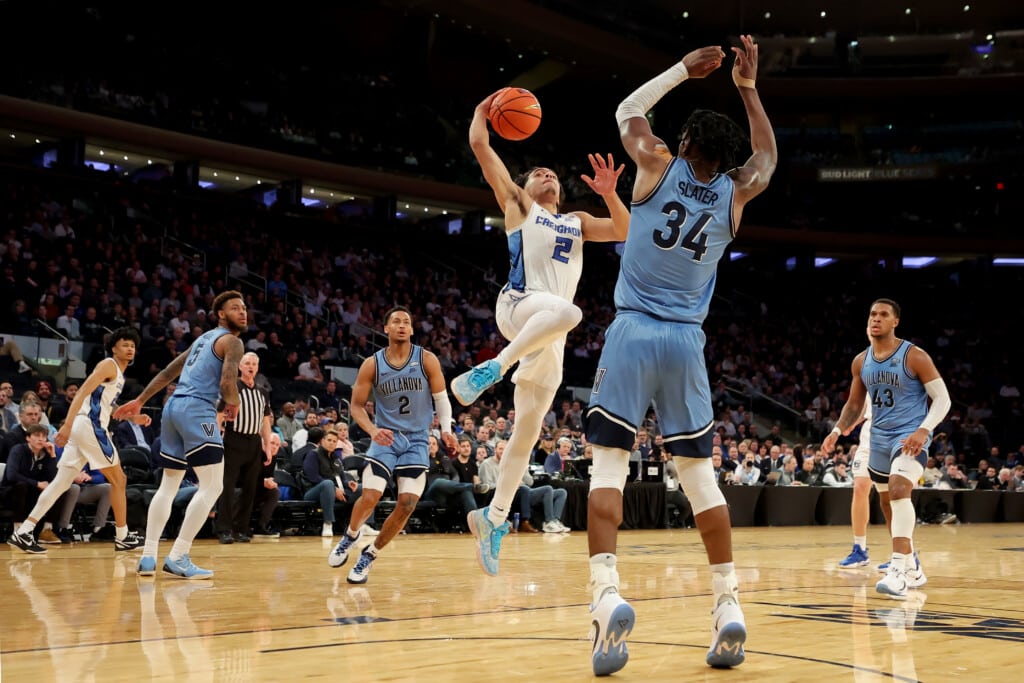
[346,573,370,585]
[162,565,213,580]
[451,379,480,407]
[838,559,870,568]
[707,621,746,668]
[467,511,498,576]
[875,581,908,600]
[7,539,47,554]
[592,601,635,676]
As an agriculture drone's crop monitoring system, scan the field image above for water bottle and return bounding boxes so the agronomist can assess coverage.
[513,512,521,531]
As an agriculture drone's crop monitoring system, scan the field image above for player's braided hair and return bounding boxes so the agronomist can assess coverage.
[682,109,749,173]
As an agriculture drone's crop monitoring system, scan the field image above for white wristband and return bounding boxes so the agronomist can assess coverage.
[830,426,842,437]
[732,70,756,89]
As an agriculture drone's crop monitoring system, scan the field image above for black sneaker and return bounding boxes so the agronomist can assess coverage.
[56,528,76,544]
[114,531,144,551]
[7,532,47,554]
[90,525,116,541]
[234,533,252,543]
[218,532,235,544]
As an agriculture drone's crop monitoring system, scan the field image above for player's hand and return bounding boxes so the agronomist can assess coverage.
[682,45,726,79]
[900,428,929,457]
[113,399,142,420]
[731,34,759,83]
[477,88,507,115]
[580,153,625,197]
[55,427,71,448]
[821,430,838,454]
[133,414,152,427]
[222,403,239,422]
[440,432,458,453]
[372,428,394,446]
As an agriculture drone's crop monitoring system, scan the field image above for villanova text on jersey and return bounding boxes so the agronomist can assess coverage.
[615,158,736,324]
[860,340,928,435]
[373,345,434,432]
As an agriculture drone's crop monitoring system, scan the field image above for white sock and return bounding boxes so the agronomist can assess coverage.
[17,520,35,536]
[589,553,619,606]
[345,526,359,538]
[854,536,867,549]
[889,552,908,572]
[710,562,739,606]
[116,525,128,541]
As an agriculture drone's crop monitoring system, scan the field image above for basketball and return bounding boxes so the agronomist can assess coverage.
[488,87,542,141]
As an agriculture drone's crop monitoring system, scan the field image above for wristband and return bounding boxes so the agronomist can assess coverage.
[830,426,842,437]
[733,71,756,89]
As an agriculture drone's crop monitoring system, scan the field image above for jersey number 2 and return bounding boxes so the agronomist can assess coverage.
[653,201,711,262]
[398,396,411,415]
[550,236,573,264]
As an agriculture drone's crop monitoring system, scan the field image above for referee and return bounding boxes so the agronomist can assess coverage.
[217,351,273,543]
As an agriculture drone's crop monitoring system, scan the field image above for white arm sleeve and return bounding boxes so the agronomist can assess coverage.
[433,391,453,434]
[920,378,951,433]
[615,62,689,126]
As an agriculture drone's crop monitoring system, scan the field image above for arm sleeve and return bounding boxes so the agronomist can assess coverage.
[920,378,952,433]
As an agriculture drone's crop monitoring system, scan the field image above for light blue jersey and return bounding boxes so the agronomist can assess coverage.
[615,158,736,323]
[372,345,433,432]
[364,345,433,482]
[587,159,735,457]
[862,340,931,475]
[174,327,232,406]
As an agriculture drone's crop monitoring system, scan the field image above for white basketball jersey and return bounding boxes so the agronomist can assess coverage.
[77,359,125,429]
[504,202,584,302]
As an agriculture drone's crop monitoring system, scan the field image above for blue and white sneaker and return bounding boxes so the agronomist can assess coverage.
[162,553,213,580]
[877,560,889,572]
[838,544,870,568]
[590,589,635,676]
[327,530,361,568]
[347,549,377,584]
[137,555,157,576]
[451,360,503,406]
[467,507,510,576]
[707,598,747,668]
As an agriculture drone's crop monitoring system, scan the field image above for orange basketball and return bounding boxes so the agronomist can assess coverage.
[488,87,542,141]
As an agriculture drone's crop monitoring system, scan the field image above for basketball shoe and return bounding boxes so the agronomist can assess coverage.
[162,554,213,580]
[590,588,635,676]
[451,360,502,406]
[327,529,361,568]
[467,506,510,576]
[137,555,157,576]
[7,531,46,554]
[115,531,144,551]
[347,549,377,584]
[838,543,870,568]
[707,575,746,668]
[876,564,909,599]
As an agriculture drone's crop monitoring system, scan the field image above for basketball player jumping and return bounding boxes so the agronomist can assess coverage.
[454,89,631,576]
[114,291,246,579]
[7,327,148,554]
[584,36,776,674]
[327,306,457,584]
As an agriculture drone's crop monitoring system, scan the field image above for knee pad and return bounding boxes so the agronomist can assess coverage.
[674,456,726,515]
[361,464,389,493]
[890,496,916,539]
[398,473,426,497]
[588,446,629,493]
[890,455,924,487]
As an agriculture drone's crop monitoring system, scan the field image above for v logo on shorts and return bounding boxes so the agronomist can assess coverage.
[201,422,218,438]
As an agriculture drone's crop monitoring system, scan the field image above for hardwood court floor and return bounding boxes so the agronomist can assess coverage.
[2,523,1023,682]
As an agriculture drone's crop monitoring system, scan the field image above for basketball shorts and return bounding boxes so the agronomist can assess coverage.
[495,288,567,392]
[585,311,713,458]
[867,427,931,483]
[58,414,119,471]
[157,395,224,470]
[363,430,429,485]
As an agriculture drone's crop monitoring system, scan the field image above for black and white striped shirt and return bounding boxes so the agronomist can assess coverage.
[224,380,271,436]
